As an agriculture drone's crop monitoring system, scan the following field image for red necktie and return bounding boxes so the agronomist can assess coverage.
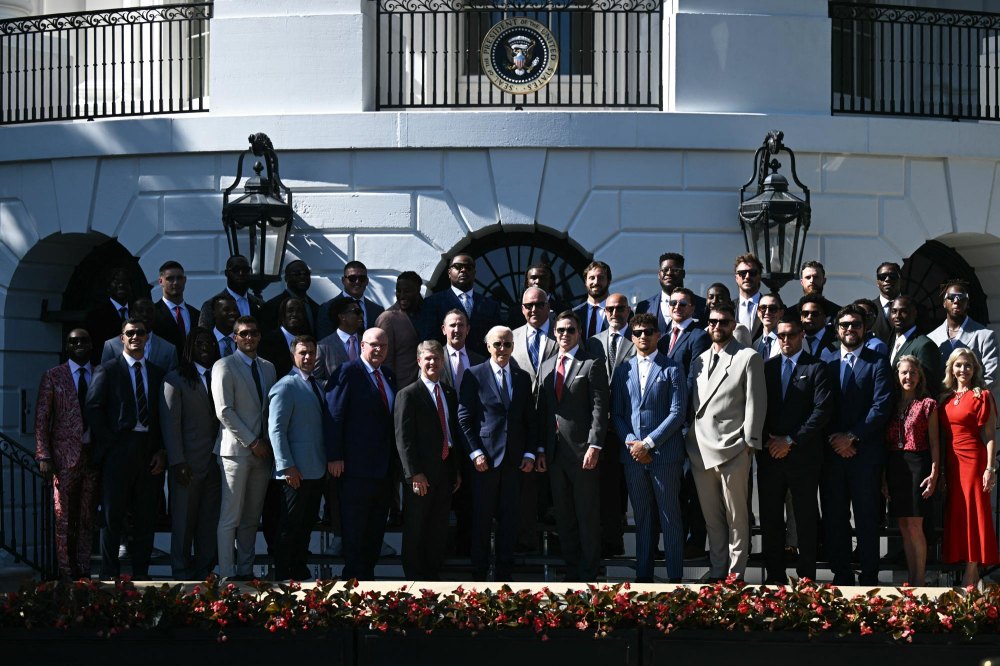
[373,368,388,409]
[174,305,186,339]
[555,355,567,401]
[668,326,680,353]
[434,384,449,460]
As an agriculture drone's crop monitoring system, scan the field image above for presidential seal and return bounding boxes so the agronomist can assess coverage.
[481,17,560,95]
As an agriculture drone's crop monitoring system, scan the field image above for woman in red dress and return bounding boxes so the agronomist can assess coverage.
[940,348,999,586]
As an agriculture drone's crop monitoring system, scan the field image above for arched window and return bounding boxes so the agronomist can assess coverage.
[901,239,988,332]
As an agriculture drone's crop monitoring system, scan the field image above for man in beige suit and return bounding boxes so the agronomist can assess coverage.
[686,301,766,580]
[511,287,558,392]
[212,315,277,580]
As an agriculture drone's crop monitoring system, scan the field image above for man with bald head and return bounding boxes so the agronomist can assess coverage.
[511,287,558,391]
[326,327,397,580]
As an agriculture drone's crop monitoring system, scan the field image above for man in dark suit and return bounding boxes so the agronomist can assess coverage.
[102,297,179,373]
[799,293,838,359]
[258,297,311,379]
[612,312,687,582]
[889,295,941,390]
[636,252,707,332]
[572,261,612,340]
[326,327,396,580]
[822,304,893,586]
[585,293,634,557]
[760,316,833,583]
[537,311,608,581]
[317,261,386,340]
[260,260,321,335]
[659,287,711,376]
[754,293,785,361]
[440,308,485,556]
[35,329,98,579]
[733,253,764,343]
[210,294,240,360]
[458,325,539,580]
[785,261,841,325]
[315,297,363,384]
[84,267,134,365]
[160,327,221,580]
[198,255,264,331]
[152,260,200,354]
[421,253,501,357]
[86,318,167,579]
[268,335,331,581]
[872,262,903,346]
[394,340,462,580]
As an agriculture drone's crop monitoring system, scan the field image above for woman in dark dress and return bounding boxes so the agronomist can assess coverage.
[883,355,939,586]
[939,348,999,587]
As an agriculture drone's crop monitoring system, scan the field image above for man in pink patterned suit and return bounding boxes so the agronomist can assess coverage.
[35,329,98,578]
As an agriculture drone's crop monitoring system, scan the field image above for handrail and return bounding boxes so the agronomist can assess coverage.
[0,432,56,579]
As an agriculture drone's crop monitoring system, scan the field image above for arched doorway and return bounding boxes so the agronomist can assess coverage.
[431,224,593,324]
[901,239,989,333]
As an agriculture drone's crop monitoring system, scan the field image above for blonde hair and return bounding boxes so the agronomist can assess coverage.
[941,347,986,400]
[894,355,929,399]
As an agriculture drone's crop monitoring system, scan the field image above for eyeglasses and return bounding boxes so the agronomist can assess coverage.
[837,321,863,330]
[706,318,734,327]
[944,292,969,303]
[758,304,783,313]
[775,332,800,340]
[555,326,577,335]
[344,275,369,284]
[632,328,657,338]
[236,329,261,338]
[123,329,147,338]
[363,342,386,350]
[490,341,514,350]
[877,272,900,281]
[605,305,628,313]
[450,263,474,271]
[522,302,547,309]
[668,299,690,308]
[736,269,760,278]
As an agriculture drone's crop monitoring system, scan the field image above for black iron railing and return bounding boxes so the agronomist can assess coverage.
[0,2,212,125]
[374,0,662,108]
[830,2,1000,121]
[0,433,55,579]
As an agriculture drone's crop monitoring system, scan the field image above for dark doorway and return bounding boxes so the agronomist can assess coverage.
[431,225,593,324]
[901,239,988,332]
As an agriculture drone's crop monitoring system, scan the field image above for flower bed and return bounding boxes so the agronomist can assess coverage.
[1,575,998,644]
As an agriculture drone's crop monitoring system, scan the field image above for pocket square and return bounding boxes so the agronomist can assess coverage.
[574,374,586,379]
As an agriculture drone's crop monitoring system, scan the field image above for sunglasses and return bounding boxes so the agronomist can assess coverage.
[344,275,369,283]
[668,299,690,308]
[450,263,474,271]
[775,332,800,340]
[632,328,657,338]
[522,302,547,309]
[837,321,863,330]
[707,318,734,327]
[758,304,783,313]
[490,341,514,350]
[877,272,900,281]
[944,292,969,303]
[555,326,577,335]
[123,329,147,338]
[236,329,261,338]
[736,269,760,278]
[605,305,628,313]
[800,310,823,317]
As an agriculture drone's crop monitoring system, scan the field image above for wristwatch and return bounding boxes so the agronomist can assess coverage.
[642,441,654,451]
[784,436,794,446]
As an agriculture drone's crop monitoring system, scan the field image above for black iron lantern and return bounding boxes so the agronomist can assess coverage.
[221,132,293,297]
[738,130,811,291]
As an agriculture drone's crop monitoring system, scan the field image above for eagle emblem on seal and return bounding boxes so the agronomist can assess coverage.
[504,35,540,76]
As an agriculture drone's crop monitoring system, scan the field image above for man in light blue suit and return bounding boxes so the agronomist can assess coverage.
[611,312,687,583]
[267,334,332,581]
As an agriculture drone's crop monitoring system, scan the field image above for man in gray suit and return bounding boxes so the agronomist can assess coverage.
[927,279,998,391]
[586,292,635,557]
[686,301,766,580]
[511,287,558,391]
[268,335,330,581]
[314,298,364,384]
[441,309,485,391]
[212,315,277,581]
[102,297,179,373]
[537,311,608,581]
[161,327,221,579]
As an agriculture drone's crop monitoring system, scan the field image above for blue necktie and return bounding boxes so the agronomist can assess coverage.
[841,353,855,390]
[780,358,793,398]
[528,329,541,369]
